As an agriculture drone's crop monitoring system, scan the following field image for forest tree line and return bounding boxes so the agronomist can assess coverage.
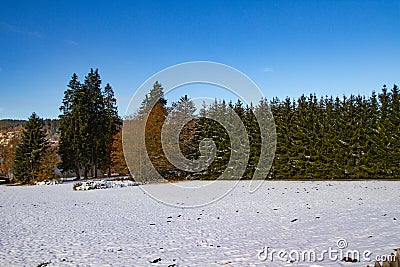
[127,82,400,181]
[1,71,400,184]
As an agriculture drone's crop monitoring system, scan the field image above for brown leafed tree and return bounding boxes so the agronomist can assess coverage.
[111,129,129,175]
[36,146,60,181]
[0,126,23,181]
[145,101,174,178]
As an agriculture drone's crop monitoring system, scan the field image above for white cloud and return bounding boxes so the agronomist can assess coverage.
[65,40,78,46]
[0,21,43,38]
[262,67,273,73]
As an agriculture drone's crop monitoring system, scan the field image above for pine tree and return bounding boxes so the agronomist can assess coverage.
[58,73,83,178]
[14,113,50,184]
[82,68,104,178]
[102,83,121,176]
[377,85,391,176]
[59,70,120,179]
[389,84,400,176]
[363,91,381,177]
[242,103,261,179]
[166,95,198,178]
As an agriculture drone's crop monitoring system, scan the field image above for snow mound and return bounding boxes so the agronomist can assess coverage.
[35,180,62,186]
[73,179,140,191]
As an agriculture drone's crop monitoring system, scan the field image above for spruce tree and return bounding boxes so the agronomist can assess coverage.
[102,83,121,176]
[58,73,83,178]
[389,85,400,176]
[82,68,104,178]
[59,70,120,179]
[169,95,197,160]
[14,113,50,184]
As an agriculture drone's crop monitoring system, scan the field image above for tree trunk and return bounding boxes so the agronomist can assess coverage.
[75,161,81,179]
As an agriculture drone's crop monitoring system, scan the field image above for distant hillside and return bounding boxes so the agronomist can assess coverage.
[0,119,60,139]
[0,120,26,130]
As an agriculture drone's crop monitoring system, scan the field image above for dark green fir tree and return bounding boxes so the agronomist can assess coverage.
[14,113,50,184]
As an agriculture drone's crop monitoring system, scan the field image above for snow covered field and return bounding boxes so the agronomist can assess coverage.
[0,180,399,266]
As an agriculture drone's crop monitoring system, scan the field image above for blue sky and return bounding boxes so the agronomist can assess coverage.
[1,0,399,119]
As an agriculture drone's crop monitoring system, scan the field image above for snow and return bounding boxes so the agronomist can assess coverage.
[0,180,399,266]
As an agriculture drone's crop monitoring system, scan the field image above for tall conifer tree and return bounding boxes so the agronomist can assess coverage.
[14,113,50,184]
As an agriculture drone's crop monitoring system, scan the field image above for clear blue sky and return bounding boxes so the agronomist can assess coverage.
[1,0,399,119]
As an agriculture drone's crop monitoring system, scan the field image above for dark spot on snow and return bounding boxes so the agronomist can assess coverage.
[37,261,51,267]
[168,264,176,267]
[394,218,397,221]
[150,223,156,226]
[315,216,320,219]
[291,219,298,222]
[368,235,373,238]
[151,258,162,263]
[197,218,201,220]
[383,214,387,216]
[177,214,181,217]
[217,217,220,219]
[167,216,172,219]
[217,245,221,248]
[167,220,172,223]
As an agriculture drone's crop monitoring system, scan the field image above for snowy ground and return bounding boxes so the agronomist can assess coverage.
[0,180,399,266]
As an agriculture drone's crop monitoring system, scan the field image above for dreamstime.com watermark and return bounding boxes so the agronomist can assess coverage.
[257,239,398,263]
[123,61,276,207]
